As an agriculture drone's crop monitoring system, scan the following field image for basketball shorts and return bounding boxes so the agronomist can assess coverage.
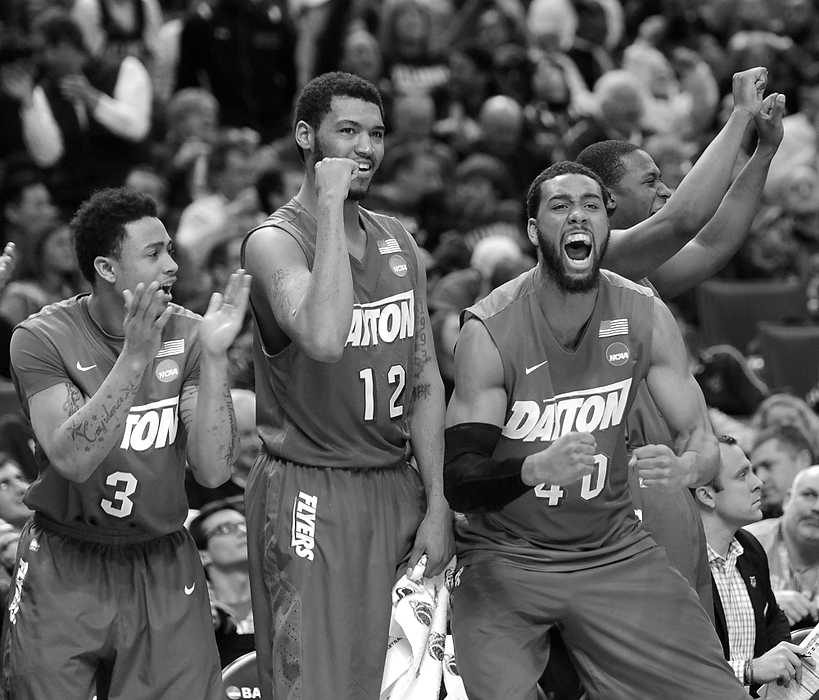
[451,545,749,700]
[245,454,426,700]
[0,517,224,700]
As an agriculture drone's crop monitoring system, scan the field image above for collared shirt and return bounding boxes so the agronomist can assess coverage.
[709,539,755,682]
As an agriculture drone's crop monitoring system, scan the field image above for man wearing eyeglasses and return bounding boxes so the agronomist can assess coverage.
[190,497,254,667]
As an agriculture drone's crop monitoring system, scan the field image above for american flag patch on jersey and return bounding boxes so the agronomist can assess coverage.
[377,238,401,255]
[599,319,629,337]
[156,339,185,357]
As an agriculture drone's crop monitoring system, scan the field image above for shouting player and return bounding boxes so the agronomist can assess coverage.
[444,162,749,699]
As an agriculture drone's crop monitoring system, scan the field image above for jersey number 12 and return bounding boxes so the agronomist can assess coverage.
[359,365,406,421]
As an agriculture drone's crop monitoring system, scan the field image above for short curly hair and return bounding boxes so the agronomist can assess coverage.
[71,188,157,284]
[292,71,384,159]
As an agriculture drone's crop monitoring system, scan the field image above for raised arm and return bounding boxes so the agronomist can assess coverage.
[243,159,359,362]
[635,298,719,488]
[22,283,173,483]
[605,67,767,281]
[180,270,251,488]
[405,241,453,577]
[650,92,786,298]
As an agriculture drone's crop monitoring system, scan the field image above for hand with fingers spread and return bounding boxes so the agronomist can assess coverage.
[522,431,597,486]
[314,157,360,203]
[631,443,694,490]
[122,281,174,367]
[755,92,787,150]
[732,66,768,117]
[200,269,252,356]
[752,641,815,686]
[0,242,17,293]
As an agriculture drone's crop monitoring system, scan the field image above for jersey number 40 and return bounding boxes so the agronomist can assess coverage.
[533,454,608,506]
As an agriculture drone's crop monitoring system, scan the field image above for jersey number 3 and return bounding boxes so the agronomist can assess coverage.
[359,365,406,421]
[100,471,138,518]
[534,454,608,506]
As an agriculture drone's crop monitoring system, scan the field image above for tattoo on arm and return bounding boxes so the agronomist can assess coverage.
[66,380,140,450]
[62,382,83,416]
[413,306,433,382]
[270,268,297,317]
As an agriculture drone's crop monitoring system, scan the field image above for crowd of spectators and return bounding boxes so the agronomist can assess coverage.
[3,0,819,690]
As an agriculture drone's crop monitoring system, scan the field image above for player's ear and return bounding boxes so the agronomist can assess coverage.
[605,190,617,216]
[526,218,539,248]
[94,256,116,284]
[294,120,313,154]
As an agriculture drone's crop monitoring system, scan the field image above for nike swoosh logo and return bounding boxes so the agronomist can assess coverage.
[184,583,195,595]
[525,360,549,375]
[76,361,97,372]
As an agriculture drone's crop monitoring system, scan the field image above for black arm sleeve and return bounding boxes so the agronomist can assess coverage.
[444,422,528,513]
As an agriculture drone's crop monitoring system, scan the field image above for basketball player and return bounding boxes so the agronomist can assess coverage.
[444,162,748,699]
[241,72,453,700]
[2,187,250,699]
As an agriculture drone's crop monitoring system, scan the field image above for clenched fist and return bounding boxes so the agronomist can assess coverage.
[522,431,597,486]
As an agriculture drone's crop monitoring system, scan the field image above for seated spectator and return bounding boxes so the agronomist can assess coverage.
[379,0,450,99]
[339,25,385,91]
[566,69,648,159]
[71,0,164,63]
[751,393,819,457]
[189,496,254,667]
[0,222,87,325]
[174,129,263,300]
[175,0,296,140]
[0,167,58,265]
[430,153,525,277]
[124,164,168,222]
[0,414,37,481]
[746,465,819,630]
[0,453,33,530]
[153,87,218,213]
[750,424,816,519]
[695,434,805,692]
[19,9,152,210]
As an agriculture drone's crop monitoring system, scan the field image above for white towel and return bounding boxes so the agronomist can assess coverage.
[380,556,467,700]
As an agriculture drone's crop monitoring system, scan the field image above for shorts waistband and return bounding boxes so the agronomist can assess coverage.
[33,513,183,546]
[262,452,409,472]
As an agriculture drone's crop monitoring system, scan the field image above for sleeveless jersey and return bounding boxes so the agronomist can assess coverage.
[457,267,655,570]
[245,199,420,468]
[10,295,201,543]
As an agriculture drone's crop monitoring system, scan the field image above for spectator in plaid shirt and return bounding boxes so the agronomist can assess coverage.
[695,434,811,693]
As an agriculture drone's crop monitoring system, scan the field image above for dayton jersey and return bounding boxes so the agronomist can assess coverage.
[10,296,201,542]
[246,199,419,468]
[457,267,655,570]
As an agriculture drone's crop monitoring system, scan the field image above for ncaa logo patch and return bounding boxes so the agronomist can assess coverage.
[605,342,630,367]
[389,254,408,277]
[155,358,180,383]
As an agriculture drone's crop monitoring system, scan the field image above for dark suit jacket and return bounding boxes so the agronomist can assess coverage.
[712,528,791,692]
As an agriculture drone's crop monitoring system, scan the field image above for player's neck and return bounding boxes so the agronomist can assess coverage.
[86,290,125,339]
[534,266,597,350]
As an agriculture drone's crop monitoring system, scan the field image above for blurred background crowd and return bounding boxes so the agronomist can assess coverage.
[4,0,819,682]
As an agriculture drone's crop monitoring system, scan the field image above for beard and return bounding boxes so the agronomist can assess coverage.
[537,225,609,293]
[313,141,371,201]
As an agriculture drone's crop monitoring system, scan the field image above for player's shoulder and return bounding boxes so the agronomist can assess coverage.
[600,269,655,298]
[466,266,537,324]
[16,295,87,336]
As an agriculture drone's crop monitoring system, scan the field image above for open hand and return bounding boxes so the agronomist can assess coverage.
[199,269,251,356]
